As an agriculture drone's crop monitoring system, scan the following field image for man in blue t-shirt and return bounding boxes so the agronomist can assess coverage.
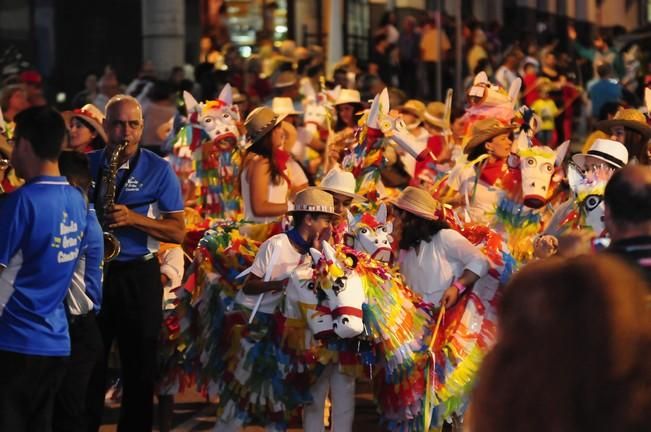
[588,63,622,121]
[0,107,88,431]
[53,151,104,432]
[85,95,185,432]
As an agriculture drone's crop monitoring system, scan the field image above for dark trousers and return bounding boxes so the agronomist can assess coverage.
[54,313,104,432]
[399,60,419,99]
[86,257,162,432]
[0,350,68,432]
[424,61,439,101]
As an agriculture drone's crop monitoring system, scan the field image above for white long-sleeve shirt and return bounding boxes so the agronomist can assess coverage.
[398,229,489,304]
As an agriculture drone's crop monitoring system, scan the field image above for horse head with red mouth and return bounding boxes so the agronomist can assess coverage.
[183,84,241,149]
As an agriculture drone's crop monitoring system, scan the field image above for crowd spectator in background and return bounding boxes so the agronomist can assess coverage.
[71,73,98,109]
[376,11,400,45]
[0,84,29,123]
[588,63,622,122]
[568,25,623,79]
[495,51,520,91]
[398,16,421,98]
[420,17,451,100]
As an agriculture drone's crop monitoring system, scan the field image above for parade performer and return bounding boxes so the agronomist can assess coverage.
[53,151,104,432]
[64,104,108,153]
[393,186,489,307]
[213,188,337,431]
[597,107,651,165]
[318,166,367,242]
[85,95,185,432]
[446,118,518,225]
[172,84,243,219]
[241,106,291,223]
[543,138,628,239]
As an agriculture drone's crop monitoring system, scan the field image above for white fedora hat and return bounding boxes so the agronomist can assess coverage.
[272,97,302,116]
[572,138,629,170]
[318,167,366,201]
[333,89,362,106]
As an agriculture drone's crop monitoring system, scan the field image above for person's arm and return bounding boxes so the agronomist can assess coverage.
[0,193,28,276]
[242,273,287,295]
[248,158,289,217]
[107,208,185,244]
[106,162,186,244]
[439,229,489,307]
[159,246,185,288]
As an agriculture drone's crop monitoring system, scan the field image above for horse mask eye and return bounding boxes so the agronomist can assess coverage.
[583,194,603,212]
[333,277,347,295]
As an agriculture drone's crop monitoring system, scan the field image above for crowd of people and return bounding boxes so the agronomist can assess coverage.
[0,10,651,432]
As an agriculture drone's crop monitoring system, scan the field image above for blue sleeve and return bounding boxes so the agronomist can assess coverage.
[83,210,104,311]
[157,162,184,213]
[0,192,30,267]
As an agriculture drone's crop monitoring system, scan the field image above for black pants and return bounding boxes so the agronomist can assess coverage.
[399,60,419,99]
[424,61,439,101]
[54,313,104,432]
[86,257,162,432]
[0,350,68,432]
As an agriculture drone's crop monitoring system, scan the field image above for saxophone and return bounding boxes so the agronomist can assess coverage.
[102,140,128,261]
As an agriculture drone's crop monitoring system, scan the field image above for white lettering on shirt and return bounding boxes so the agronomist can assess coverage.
[60,221,78,236]
[58,249,79,263]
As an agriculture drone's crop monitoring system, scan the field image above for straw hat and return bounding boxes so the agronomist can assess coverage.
[572,138,629,169]
[596,108,651,139]
[391,186,439,220]
[464,118,516,154]
[273,71,298,89]
[333,89,362,106]
[244,106,287,143]
[396,99,426,121]
[67,104,108,143]
[423,101,447,129]
[289,187,338,215]
[319,167,366,201]
[272,97,302,116]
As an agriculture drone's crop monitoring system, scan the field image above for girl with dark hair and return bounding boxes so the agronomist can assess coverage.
[392,186,488,308]
[598,108,651,165]
[241,106,291,223]
[470,255,651,432]
[65,104,107,153]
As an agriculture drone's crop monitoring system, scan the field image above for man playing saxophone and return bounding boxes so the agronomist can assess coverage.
[85,95,185,432]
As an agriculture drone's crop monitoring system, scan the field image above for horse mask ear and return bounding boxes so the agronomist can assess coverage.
[375,203,387,224]
[218,83,233,105]
[310,248,323,265]
[183,91,199,113]
[554,140,571,167]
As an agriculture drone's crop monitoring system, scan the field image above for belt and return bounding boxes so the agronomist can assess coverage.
[111,252,158,265]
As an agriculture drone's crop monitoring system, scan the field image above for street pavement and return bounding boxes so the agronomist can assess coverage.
[99,384,380,431]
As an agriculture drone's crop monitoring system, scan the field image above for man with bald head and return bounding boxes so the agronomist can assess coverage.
[86,95,185,431]
[604,165,651,284]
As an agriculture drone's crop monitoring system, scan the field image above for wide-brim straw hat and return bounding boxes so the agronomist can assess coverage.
[244,106,287,143]
[391,186,439,221]
[288,187,338,215]
[318,167,366,201]
[596,108,651,139]
[464,118,517,154]
[396,99,426,122]
[572,138,629,169]
[333,89,362,106]
[272,97,302,116]
[66,104,108,143]
[273,71,298,89]
[423,101,447,129]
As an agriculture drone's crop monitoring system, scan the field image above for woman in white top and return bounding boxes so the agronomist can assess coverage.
[393,186,489,307]
[241,106,291,223]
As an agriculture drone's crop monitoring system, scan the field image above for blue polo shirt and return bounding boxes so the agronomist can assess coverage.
[88,148,184,262]
[0,176,88,356]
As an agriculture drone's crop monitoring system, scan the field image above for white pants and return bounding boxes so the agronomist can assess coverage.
[303,364,355,432]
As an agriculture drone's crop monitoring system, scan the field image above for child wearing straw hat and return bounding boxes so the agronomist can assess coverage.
[392,186,489,307]
[597,107,651,165]
[214,188,338,431]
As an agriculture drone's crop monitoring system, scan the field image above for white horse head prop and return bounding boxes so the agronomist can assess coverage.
[514,133,570,209]
[568,163,613,234]
[369,88,430,162]
[183,84,241,146]
[464,72,520,127]
[310,241,365,339]
[302,83,331,134]
[285,260,335,339]
[344,203,393,263]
